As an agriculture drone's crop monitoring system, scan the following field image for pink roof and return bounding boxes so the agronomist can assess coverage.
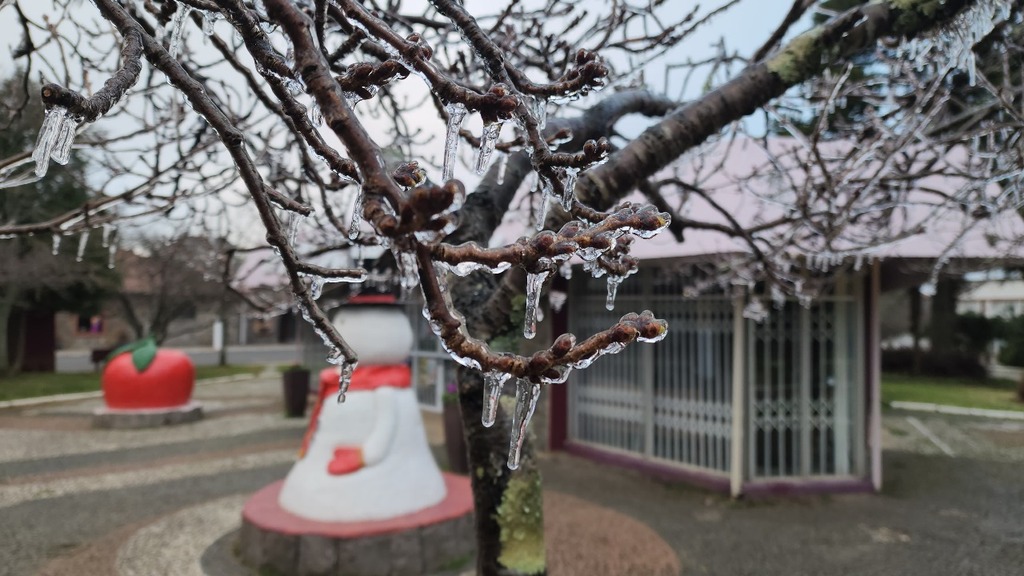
[495,137,1024,264]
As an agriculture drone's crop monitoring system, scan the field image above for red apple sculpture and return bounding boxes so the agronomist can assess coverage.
[102,338,196,410]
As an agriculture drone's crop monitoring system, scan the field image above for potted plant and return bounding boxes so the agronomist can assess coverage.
[281,364,311,417]
[442,382,469,474]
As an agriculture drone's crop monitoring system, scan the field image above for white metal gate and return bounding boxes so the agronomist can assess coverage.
[746,276,864,480]
[568,269,734,473]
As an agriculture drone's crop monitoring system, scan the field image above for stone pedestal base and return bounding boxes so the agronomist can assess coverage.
[92,402,203,429]
[239,474,475,576]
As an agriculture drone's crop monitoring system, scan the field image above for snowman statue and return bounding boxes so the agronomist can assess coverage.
[277,294,448,522]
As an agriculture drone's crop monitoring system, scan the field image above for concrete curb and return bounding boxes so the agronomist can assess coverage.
[0,373,262,410]
[889,401,1024,421]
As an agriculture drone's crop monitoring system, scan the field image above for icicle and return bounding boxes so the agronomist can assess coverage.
[75,230,89,263]
[523,270,548,339]
[559,261,573,280]
[534,178,552,231]
[285,78,303,96]
[527,96,547,130]
[507,379,541,470]
[51,234,61,256]
[310,101,323,127]
[474,121,502,175]
[549,289,568,313]
[50,115,79,165]
[903,0,1010,83]
[496,153,507,185]
[347,185,363,240]
[101,224,112,248]
[395,249,419,294]
[560,167,578,211]
[33,107,67,178]
[482,371,511,427]
[107,243,116,269]
[335,362,355,403]
[167,5,191,60]
[742,298,769,322]
[287,213,301,245]
[442,102,466,182]
[253,0,268,18]
[310,276,325,300]
[919,282,937,297]
[605,275,623,311]
[202,11,218,35]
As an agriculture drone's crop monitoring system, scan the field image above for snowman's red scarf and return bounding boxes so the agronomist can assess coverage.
[299,364,412,458]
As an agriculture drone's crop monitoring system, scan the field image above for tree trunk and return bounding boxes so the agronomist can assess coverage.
[0,290,15,376]
[9,308,26,375]
[929,277,961,355]
[458,366,546,576]
[909,286,922,375]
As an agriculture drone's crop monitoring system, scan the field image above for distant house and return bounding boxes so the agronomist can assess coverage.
[55,243,295,354]
[958,278,1024,318]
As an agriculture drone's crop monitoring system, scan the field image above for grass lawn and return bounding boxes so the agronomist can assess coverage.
[0,365,264,402]
[882,373,1024,412]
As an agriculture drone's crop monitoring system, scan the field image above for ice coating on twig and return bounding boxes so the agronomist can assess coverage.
[508,379,541,470]
[902,0,1011,85]
[474,121,502,175]
[523,270,548,339]
[33,107,67,178]
[75,230,89,263]
[441,258,513,277]
[918,282,937,297]
[482,370,511,427]
[569,341,625,370]
[442,102,466,182]
[51,234,61,256]
[202,11,218,35]
[107,243,117,269]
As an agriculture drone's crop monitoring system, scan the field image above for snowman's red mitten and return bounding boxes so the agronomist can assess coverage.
[327,446,364,475]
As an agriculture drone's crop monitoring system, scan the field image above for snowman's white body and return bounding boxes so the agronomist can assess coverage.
[277,304,448,522]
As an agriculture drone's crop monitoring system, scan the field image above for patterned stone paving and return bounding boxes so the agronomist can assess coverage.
[3,375,680,576]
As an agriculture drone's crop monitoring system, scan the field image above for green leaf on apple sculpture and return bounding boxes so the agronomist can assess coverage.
[105,336,160,373]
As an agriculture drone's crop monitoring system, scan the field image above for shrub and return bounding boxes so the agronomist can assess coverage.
[996,316,1024,367]
[882,348,987,379]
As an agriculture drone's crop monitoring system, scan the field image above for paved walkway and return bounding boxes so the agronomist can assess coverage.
[3,378,1024,575]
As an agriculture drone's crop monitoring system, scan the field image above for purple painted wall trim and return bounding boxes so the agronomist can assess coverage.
[563,442,873,497]
[563,442,731,492]
[742,477,874,498]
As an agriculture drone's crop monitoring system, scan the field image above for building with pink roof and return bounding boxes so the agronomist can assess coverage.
[523,137,1024,496]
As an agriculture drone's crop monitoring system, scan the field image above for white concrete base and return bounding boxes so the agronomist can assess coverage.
[93,402,204,429]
